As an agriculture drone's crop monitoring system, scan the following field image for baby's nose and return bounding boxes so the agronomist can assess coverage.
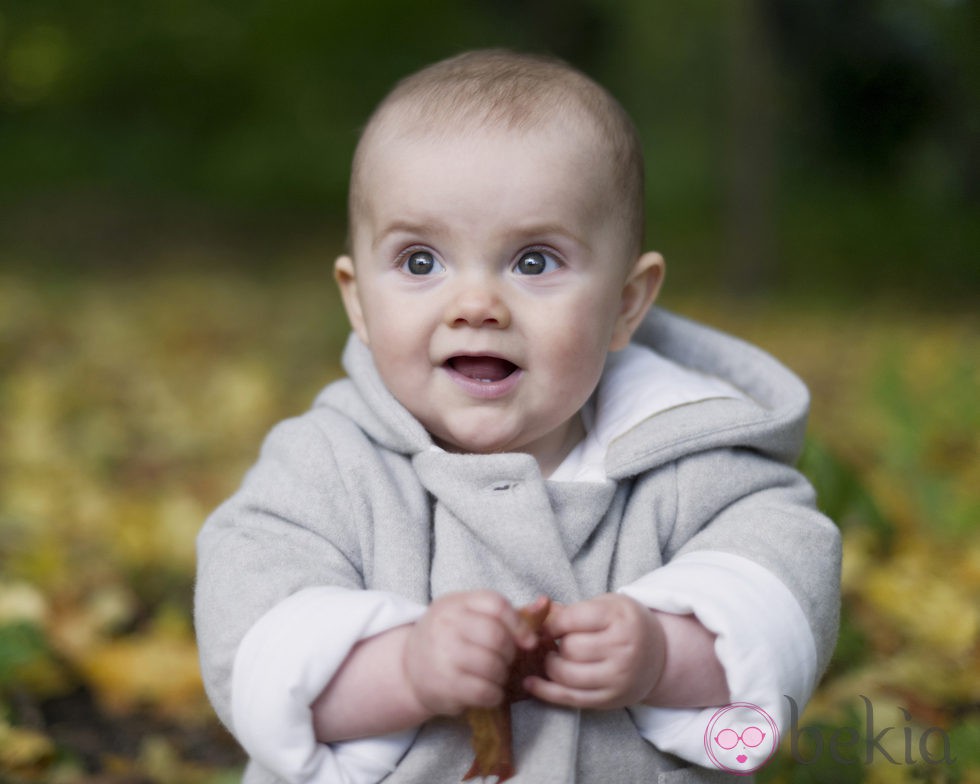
[445,279,511,329]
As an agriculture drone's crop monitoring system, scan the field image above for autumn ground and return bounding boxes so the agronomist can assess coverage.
[0,263,977,783]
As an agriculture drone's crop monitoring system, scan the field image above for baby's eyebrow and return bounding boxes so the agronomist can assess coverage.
[507,223,591,252]
[373,219,446,250]
[372,218,591,254]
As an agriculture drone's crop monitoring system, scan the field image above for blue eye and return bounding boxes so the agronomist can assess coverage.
[513,250,559,276]
[402,251,444,275]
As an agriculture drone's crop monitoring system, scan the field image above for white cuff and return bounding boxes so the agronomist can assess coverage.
[232,587,426,784]
[618,551,816,769]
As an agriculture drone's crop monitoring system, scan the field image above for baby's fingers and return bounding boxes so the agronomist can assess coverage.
[463,591,537,650]
[522,670,612,710]
[454,612,516,664]
[542,599,608,639]
[542,652,610,691]
[523,649,639,710]
[453,671,506,711]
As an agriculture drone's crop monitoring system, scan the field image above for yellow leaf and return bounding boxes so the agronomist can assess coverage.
[0,719,54,772]
[76,614,208,722]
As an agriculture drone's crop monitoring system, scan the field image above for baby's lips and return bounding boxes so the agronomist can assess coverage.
[447,355,519,381]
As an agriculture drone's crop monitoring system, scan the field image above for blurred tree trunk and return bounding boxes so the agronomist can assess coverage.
[724,0,778,295]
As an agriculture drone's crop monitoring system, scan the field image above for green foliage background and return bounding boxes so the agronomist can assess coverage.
[3,0,978,297]
[1,1,977,782]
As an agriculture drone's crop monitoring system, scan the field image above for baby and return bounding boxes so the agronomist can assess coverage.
[196,50,841,783]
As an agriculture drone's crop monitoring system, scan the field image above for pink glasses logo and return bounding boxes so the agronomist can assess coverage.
[704,702,780,774]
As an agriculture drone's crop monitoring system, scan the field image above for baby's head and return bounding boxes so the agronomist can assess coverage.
[349,49,646,260]
[336,50,664,473]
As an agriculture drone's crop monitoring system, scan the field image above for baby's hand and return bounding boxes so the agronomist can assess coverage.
[523,593,666,710]
[403,590,537,717]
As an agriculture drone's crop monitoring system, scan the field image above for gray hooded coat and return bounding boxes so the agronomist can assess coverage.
[196,308,841,783]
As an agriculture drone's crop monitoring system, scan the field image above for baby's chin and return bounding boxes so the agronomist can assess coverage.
[428,417,535,456]
[430,430,522,458]
[427,413,584,473]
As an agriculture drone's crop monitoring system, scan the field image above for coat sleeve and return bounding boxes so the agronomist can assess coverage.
[195,413,366,726]
[619,447,841,770]
[195,413,426,783]
[666,446,842,676]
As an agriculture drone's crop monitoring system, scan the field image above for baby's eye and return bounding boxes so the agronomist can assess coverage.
[401,251,444,275]
[513,250,560,276]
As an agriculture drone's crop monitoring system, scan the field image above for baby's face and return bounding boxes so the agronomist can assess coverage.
[337,119,660,473]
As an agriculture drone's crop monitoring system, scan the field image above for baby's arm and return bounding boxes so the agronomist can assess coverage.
[197,413,429,781]
[523,594,728,710]
[312,590,537,743]
[560,447,840,768]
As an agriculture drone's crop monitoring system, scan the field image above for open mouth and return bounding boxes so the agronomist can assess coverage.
[445,355,520,383]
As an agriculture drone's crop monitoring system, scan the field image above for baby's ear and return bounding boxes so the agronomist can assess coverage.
[334,255,370,345]
[610,251,665,351]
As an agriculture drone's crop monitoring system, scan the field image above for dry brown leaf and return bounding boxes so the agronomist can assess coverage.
[462,597,557,782]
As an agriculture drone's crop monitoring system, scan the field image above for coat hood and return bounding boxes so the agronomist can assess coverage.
[317,307,810,478]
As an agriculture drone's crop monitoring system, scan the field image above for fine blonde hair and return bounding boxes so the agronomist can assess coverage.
[348,49,645,256]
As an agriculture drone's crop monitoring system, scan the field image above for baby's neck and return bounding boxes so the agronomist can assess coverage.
[536,412,586,479]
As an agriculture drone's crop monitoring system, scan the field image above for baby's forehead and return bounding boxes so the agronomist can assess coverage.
[355,98,610,187]
[372,91,601,146]
[351,115,614,234]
